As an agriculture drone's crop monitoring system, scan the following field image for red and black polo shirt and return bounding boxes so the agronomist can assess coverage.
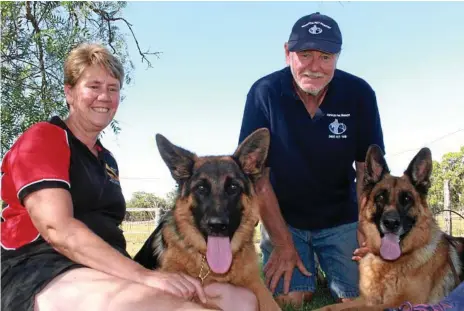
[1,116,127,255]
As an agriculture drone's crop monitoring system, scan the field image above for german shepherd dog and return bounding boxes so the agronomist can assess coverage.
[317,145,464,311]
[133,128,281,311]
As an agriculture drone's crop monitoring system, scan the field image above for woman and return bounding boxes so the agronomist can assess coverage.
[1,43,258,311]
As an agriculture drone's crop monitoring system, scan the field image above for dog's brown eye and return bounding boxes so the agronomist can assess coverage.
[375,194,385,203]
[226,183,240,195]
[196,184,208,195]
[400,192,413,206]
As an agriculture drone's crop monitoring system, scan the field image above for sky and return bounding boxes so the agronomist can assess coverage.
[99,1,464,201]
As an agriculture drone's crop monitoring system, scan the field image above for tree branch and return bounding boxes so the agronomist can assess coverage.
[37,2,56,25]
[107,18,116,54]
[87,3,161,68]
[1,52,27,63]
[25,1,47,102]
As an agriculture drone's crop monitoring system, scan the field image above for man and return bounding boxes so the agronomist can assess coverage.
[238,12,385,307]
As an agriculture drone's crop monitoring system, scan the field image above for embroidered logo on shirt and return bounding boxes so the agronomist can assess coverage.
[327,113,350,139]
[105,163,120,186]
[329,119,347,135]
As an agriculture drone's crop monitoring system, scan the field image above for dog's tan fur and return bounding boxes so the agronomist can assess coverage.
[159,193,279,310]
[316,146,463,311]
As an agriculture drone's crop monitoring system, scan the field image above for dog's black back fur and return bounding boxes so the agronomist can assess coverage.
[445,234,464,282]
[133,211,170,270]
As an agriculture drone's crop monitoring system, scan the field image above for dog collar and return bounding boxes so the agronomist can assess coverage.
[198,255,211,284]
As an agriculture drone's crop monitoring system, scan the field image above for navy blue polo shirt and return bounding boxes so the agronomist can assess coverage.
[238,66,385,230]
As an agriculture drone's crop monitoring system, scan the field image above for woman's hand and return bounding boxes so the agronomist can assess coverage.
[140,270,207,304]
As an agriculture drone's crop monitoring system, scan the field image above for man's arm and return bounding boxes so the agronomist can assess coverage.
[354,161,368,250]
[355,161,365,212]
[255,168,311,294]
[353,82,384,257]
[238,83,310,294]
[255,168,293,247]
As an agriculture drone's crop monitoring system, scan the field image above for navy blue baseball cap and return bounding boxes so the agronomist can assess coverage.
[287,12,342,54]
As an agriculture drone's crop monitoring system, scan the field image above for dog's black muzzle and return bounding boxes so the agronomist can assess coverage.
[380,210,401,234]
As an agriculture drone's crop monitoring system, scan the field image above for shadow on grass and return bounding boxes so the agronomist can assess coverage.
[282,287,337,310]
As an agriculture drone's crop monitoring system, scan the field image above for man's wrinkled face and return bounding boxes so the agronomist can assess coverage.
[285,44,338,95]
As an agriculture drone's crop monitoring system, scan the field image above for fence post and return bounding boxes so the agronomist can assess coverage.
[444,179,451,234]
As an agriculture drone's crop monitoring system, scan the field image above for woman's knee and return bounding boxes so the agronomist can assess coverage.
[275,291,313,308]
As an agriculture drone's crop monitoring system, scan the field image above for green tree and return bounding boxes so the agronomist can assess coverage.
[428,146,464,214]
[125,191,169,222]
[126,191,169,209]
[165,187,179,207]
[1,1,159,158]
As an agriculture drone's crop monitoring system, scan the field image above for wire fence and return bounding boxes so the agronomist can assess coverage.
[434,208,464,237]
[121,207,464,257]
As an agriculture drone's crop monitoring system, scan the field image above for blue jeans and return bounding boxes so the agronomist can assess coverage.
[260,221,360,299]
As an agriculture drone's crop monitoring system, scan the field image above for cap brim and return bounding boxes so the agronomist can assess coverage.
[288,40,341,54]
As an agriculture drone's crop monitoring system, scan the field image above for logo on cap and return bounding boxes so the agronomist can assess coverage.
[308,25,322,35]
[301,21,332,35]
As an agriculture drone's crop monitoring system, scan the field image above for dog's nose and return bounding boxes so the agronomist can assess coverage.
[382,214,401,232]
[207,217,229,235]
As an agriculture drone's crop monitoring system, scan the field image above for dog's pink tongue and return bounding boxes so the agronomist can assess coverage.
[206,236,232,274]
[380,233,401,261]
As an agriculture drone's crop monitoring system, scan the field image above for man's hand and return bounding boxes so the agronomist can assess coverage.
[352,241,370,262]
[263,244,311,294]
[352,196,371,262]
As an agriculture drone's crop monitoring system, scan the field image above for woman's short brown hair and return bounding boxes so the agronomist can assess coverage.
[64,43,124,88]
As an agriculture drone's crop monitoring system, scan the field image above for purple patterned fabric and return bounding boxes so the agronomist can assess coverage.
[386,282,464,311]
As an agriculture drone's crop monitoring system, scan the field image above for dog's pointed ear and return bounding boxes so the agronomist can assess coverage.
[156,134,196,184]
[364,144,390,190]
[404,147,432,195]
[233,128,270,182]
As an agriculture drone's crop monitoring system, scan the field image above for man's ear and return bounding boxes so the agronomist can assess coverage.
[284,42,291,65]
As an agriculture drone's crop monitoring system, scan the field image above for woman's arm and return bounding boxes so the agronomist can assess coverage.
[25,187,149,282]
[24,187,207,303]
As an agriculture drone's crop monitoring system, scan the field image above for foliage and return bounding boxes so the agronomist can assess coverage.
[1,1,159,158]
[125,191,170,222]
[165,187,179,207]
[428,146,464,213]
[126,191,170,209]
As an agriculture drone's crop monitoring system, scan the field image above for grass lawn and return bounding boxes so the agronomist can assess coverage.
[282,289,336,311]
[435,214,464,236]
